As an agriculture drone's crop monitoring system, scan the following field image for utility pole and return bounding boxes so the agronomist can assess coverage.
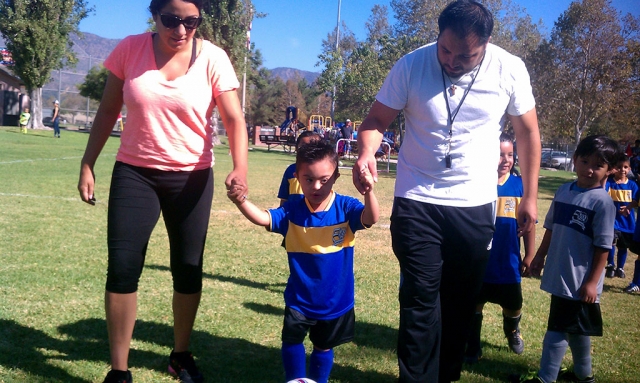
[241,6,253,117]
[330,0,341,121]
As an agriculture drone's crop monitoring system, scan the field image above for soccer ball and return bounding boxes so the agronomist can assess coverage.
[286,379,317,383]
[338,160,344,167]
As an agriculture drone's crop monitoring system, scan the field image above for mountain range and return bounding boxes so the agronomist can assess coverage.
[0,32,319,85]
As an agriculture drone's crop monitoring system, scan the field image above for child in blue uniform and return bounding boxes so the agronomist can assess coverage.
[605,156,639,279]
[229,139,379,383]
[278,131,322,206]
[464,133,535,363]
[512,135,621,383]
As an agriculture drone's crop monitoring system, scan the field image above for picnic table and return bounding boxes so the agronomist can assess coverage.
[259,134,296,152]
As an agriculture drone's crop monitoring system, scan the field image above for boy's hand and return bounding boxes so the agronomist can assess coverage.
[579,281,598,303]
[520,255,534,277]
[226,184,247,205]
[528,254,546,277]
[620,206,631,217]
[358,164,375,192]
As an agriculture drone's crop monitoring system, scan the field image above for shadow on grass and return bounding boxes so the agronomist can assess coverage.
[538,174,574,199]
[0,317,396,382]
[244,302,399,352]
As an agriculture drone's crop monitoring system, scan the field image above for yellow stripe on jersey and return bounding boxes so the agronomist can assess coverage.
[496,195,520,219]
[608,189,633,203]
[288,178,303,196]
[285,221,356,254]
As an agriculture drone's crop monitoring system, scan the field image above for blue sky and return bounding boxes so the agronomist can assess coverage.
[79,0,639,72]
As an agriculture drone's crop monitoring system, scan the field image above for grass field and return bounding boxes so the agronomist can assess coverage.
[0,126,638,382]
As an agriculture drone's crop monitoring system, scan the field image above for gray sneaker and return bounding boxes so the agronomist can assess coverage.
[507,328,524,355]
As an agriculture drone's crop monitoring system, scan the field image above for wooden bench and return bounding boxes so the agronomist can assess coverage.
[259,134,296,152]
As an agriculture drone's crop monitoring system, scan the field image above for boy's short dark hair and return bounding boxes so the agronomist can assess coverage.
[296,139,339,170]
[573,135,622,168]
[296,130,321,149]
[616,154,630,164]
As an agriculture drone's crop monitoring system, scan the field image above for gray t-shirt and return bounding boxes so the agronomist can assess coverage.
[540,182,616,302]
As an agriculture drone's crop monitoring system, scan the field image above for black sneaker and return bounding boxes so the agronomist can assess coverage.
[557,368,595,382]
[605,265,615,278]
[624,283,640,293]
[615,268,626,278]
[168,351,204,383]
[103,369,132,383]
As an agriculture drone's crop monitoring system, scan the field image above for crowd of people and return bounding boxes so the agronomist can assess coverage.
[73,0,639,383]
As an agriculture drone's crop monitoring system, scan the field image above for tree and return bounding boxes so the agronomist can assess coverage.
[0,0,92,129]
[527,0,639,144]
[78,64,108,101]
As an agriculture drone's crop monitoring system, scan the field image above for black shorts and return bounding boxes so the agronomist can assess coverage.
[477,282,523,311]
[547,295,602,336]
[281,306,355,349]
[614,230,638,252]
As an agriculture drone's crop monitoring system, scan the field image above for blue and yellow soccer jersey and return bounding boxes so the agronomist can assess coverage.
[268,192,366,320]
[277,163,303,201]
[484,173,524,284]
[606,176,639,233]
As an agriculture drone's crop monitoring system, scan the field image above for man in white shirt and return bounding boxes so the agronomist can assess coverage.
[352,1,541,382]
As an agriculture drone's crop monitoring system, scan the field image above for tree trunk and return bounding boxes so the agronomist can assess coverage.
[30,88,45,130]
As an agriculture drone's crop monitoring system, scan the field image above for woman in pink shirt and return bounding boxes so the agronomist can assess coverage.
[77,1,248,382]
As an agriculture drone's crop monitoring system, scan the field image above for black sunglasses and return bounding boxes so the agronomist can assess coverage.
[159,14,203,30]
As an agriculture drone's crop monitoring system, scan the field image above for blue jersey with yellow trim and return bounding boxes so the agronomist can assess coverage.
[268,192,366,320]
[277,163,303,201]
[484,173,524,284]
[605,176,639,233]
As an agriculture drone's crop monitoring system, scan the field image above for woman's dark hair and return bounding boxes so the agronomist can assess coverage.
[296,139,339,171]
[438,0,493,44]
[573,135,623,168]
[149,0,203,15]
[499,132,519,176]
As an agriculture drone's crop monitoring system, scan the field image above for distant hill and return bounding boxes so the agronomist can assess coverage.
[0,32,319,91]
[271,67,320,84]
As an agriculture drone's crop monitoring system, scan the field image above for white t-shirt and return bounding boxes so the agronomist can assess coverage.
[377,42,536,207]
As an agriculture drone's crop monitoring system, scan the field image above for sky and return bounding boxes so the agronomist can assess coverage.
[79,0,640,72]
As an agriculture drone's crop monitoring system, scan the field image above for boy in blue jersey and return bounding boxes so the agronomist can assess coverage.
[228,139,379,383]
[278,131,322,206]
[465,133,535,363]
[605,156,639,279]
[512,135,621,383]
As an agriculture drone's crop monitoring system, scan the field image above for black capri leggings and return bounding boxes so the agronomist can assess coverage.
[106,161,213,294]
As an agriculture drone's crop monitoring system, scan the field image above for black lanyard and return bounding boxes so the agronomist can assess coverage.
[440,55,484,168]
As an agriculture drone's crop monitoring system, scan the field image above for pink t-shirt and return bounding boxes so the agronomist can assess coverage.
[104,33,240,170]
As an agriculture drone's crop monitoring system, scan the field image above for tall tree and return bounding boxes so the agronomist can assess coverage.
[527,0,639,144]
[0,0,92,129]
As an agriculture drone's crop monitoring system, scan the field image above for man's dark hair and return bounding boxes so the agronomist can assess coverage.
[296,139,339,170]
[295,130,321,149]
[573,135,623,168]
[438,0,493,44]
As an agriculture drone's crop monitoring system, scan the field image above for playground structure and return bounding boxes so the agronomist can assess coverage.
[279,106,301,136]
[308,114,334,136]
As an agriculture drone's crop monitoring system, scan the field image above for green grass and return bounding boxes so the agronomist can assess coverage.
[0,126,638,382]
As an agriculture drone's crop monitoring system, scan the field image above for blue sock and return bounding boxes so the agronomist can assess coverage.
[282,342,306,381]
[309,348,334,383]
[617,247,628,270]
[607,248,615,266]
[634,260,640,285]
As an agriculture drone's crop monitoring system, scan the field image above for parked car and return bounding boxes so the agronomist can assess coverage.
[541,150,571,169]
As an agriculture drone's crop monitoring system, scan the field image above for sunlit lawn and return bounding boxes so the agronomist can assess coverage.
[0,126,638,382]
